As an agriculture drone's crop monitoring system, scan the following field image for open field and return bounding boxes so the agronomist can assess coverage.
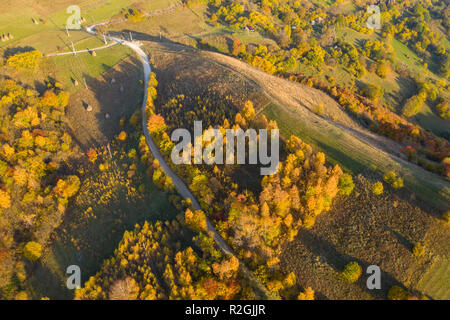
[52,42,133,91]
[0,0,134,52]
[415,257,450,300]
[64,55,144,148]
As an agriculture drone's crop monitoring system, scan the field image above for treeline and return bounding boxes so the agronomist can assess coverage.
[0,74,79,298]
[75,220,253,299]
[76,96,258,300]
[289,74,450,179]
[198,0,449,179]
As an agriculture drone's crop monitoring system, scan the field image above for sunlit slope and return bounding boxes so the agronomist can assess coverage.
[146,41,449,211]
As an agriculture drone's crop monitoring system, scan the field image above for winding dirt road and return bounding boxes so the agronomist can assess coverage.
[83,15,274,299]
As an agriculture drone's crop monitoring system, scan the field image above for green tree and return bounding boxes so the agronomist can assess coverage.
[412,242,425,257]
[23,241,42,261]
[371,181,384,195]
[338,173,354,195]
[383,171,403,188]
[342,261,362,283]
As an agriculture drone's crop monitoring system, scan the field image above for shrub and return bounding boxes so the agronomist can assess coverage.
[383,171,403,188]
[126,9,144,23]
[297,287,314,300]
[372,181,384,195]
[338,173,355,195]
[342,261,362,283]
[376,60,390,78]
[361,83,383,101]
[23,241,42,261]
[387,285,410,300]
[6,50,42,71]
[443,210,450,224]
[402,95,425,117]
[117,131,127,141]
[412,242,425,257]
[313,103,324,115]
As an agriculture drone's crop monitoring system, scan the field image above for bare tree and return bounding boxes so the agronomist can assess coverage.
[109,277,140,300]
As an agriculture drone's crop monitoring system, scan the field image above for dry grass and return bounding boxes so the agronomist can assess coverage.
[65,55,143,149]
[280,173,449,300]
[415,257,450,300]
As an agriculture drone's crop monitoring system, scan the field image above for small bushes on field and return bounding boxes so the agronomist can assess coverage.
[23,241,42,261]
[383,171,403,189]
[387,285,410,300]
[338,173,355,196]
[342,261,362,283]
[412,242,425,257]
[371,181,384,195]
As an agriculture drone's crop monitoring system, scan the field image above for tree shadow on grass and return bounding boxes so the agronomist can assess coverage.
[28,260,72,300]
[64,55,143,150]
[295,228,404,300]
[3,46,36,58]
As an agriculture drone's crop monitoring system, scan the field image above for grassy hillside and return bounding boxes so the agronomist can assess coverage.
[204,49,450,211]
[281,173,450,300]
[139,40,448,300]
[1,0,448,301]
[0,0,133,52]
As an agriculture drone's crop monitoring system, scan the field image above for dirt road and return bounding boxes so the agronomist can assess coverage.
[85,18,275,300]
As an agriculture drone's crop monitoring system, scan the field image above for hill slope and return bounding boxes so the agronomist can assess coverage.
[144,40,450,211]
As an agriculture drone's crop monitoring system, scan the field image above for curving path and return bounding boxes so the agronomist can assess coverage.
[82,15,274,299]
[45,41,119,57]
